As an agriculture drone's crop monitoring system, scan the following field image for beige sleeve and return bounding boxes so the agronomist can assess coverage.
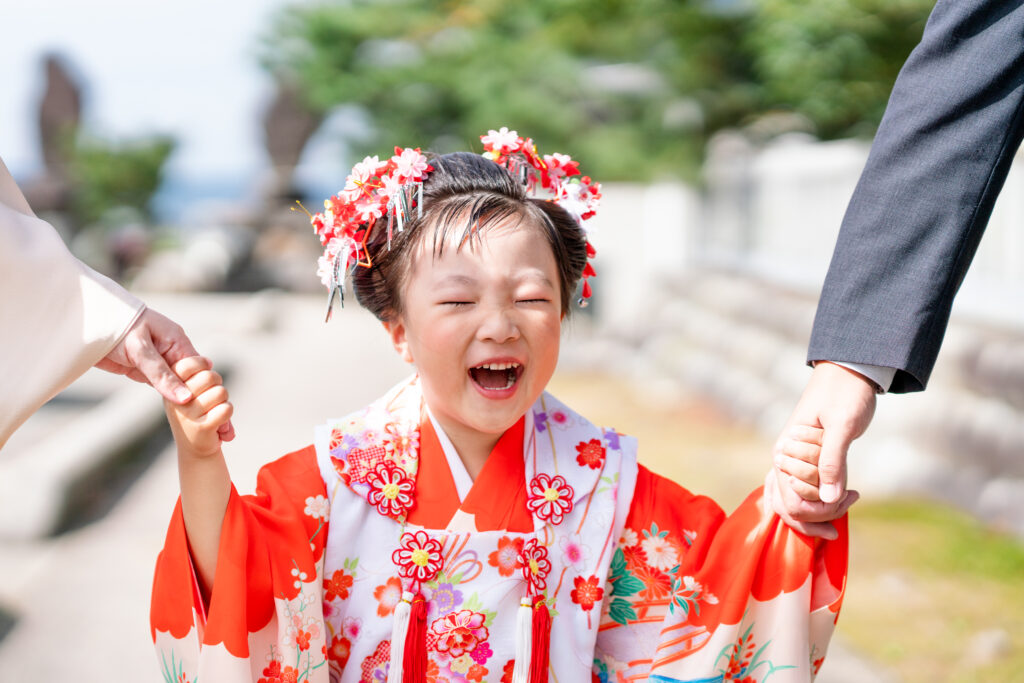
[0,157,145,448]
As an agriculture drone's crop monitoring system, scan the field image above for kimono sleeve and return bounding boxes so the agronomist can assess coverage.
[150,446,332,683]
[594,466,846,683]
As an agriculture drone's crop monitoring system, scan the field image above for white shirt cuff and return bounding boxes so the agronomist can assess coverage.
[821,361,897,394]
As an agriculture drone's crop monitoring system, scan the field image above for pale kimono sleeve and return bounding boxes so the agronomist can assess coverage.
[150,446,332,683]
[0,157,143,447]
[594,466,846,683]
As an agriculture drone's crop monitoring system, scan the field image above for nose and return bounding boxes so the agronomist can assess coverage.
[476,304,520,344]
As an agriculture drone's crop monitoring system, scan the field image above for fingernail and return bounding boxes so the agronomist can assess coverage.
[174,387,192,403]
[820,484,840,503]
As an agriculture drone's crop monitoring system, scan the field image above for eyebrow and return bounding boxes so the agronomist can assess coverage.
[435,275,478,288]
[433,271,555,288]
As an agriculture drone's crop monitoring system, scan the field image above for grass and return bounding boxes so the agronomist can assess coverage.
[548,371,1024,683]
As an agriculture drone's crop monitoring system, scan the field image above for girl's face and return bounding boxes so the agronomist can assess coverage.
[384,217,563,441]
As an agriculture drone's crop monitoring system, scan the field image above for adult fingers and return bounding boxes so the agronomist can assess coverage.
[786,424,824,446]
[126,328,194,404]
[774,454,819,489]
[144,309,199,366]
[817,426,851,504]
[778,438,821,465]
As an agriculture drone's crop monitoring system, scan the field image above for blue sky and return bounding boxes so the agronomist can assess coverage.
[0,0,319,186]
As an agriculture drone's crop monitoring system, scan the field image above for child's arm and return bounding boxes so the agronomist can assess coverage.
[163,355,233,603]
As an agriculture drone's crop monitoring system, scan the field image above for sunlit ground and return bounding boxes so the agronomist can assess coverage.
[548,372,1024,683]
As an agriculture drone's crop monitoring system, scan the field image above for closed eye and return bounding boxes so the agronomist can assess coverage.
[442,301,473,307]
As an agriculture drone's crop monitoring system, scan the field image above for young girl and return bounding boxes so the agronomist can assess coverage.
[151,131,851,683]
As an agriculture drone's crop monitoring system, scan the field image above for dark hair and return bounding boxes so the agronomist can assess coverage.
[352,151,589,320]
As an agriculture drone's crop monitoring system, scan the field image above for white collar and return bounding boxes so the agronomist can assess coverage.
[424,405,474,503]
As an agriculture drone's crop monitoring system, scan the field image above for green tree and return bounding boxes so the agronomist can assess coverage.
[263,0,753,180]
[67,134,176,227]
[262,0,934,179]
[747,0,934,139]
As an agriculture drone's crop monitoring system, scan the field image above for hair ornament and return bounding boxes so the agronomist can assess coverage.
[478,128,601,305]
[308,129,601,320]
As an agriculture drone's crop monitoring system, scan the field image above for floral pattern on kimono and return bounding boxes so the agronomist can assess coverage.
[150,376,846,683]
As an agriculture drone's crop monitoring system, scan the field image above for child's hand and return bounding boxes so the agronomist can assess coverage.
[164,356,233,458]
[773,425,825,501]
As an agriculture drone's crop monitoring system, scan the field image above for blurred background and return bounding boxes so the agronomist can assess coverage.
[2,0,1024,680]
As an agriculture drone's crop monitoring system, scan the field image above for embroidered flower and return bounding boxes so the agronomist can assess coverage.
[518,538,552,593]
[366,461,415,518]
[259,660,282,683]
[373,576,403,617]
[425,659,441,683]
[570,574,604,611]
[623,543,648,570]
[324,568,354,601]
[296,629,312,651]
[602,428,621,451]
[526,473,574,525]
[329,427,346,451]
[635,564,672,601]
[431,609,489,658]
[304,495,329,521]
[289,566,309,590]
[574,438,606,469]
[501,659,515,683]
[393,530,444,583]
[327,635,352,674]
[429,581,464,617]
[558,533,591,570]
[533,410,548,433]
[640,534,679,572]
[470,642,493,665]
[467,664,488,682]
[450,653,474,674]
[343,616,362,641]
[619,528,639,548]
[548,408,572,429]
[487,536,524,577]
[384,422,420,458]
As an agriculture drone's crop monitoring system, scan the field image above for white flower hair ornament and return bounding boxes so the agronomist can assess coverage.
[305,128,601,321]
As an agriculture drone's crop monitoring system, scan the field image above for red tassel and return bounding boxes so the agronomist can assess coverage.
[403,593,429,683]
[586,242,597,258]
[529,595,551,683]
[582,262,597,278]
[581,279,592,299]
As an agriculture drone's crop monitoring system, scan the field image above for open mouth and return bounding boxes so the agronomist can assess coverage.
[468,362,522,391]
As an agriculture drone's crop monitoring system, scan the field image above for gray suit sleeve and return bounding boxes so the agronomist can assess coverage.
[807,0,1024,393]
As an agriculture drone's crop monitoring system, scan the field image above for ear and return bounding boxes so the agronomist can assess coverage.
[382,317,415,364]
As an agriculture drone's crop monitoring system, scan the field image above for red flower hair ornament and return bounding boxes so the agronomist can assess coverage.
[307,128,601,320]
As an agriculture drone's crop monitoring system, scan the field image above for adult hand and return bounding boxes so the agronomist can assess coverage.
[769,362,876,532]
[95,307,235,441]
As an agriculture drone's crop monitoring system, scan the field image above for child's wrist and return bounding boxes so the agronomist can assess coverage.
[177,441,223,461]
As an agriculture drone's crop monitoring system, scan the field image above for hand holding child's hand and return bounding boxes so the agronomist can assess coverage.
[765,425,859,540]
[164,356,233,458]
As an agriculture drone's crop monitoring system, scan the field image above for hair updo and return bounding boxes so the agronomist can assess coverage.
[352,151,589,321]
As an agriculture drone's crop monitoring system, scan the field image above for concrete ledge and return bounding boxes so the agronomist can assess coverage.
[0,381,166,540]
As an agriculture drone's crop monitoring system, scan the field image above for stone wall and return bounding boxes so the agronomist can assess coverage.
[584,134,1024,536]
